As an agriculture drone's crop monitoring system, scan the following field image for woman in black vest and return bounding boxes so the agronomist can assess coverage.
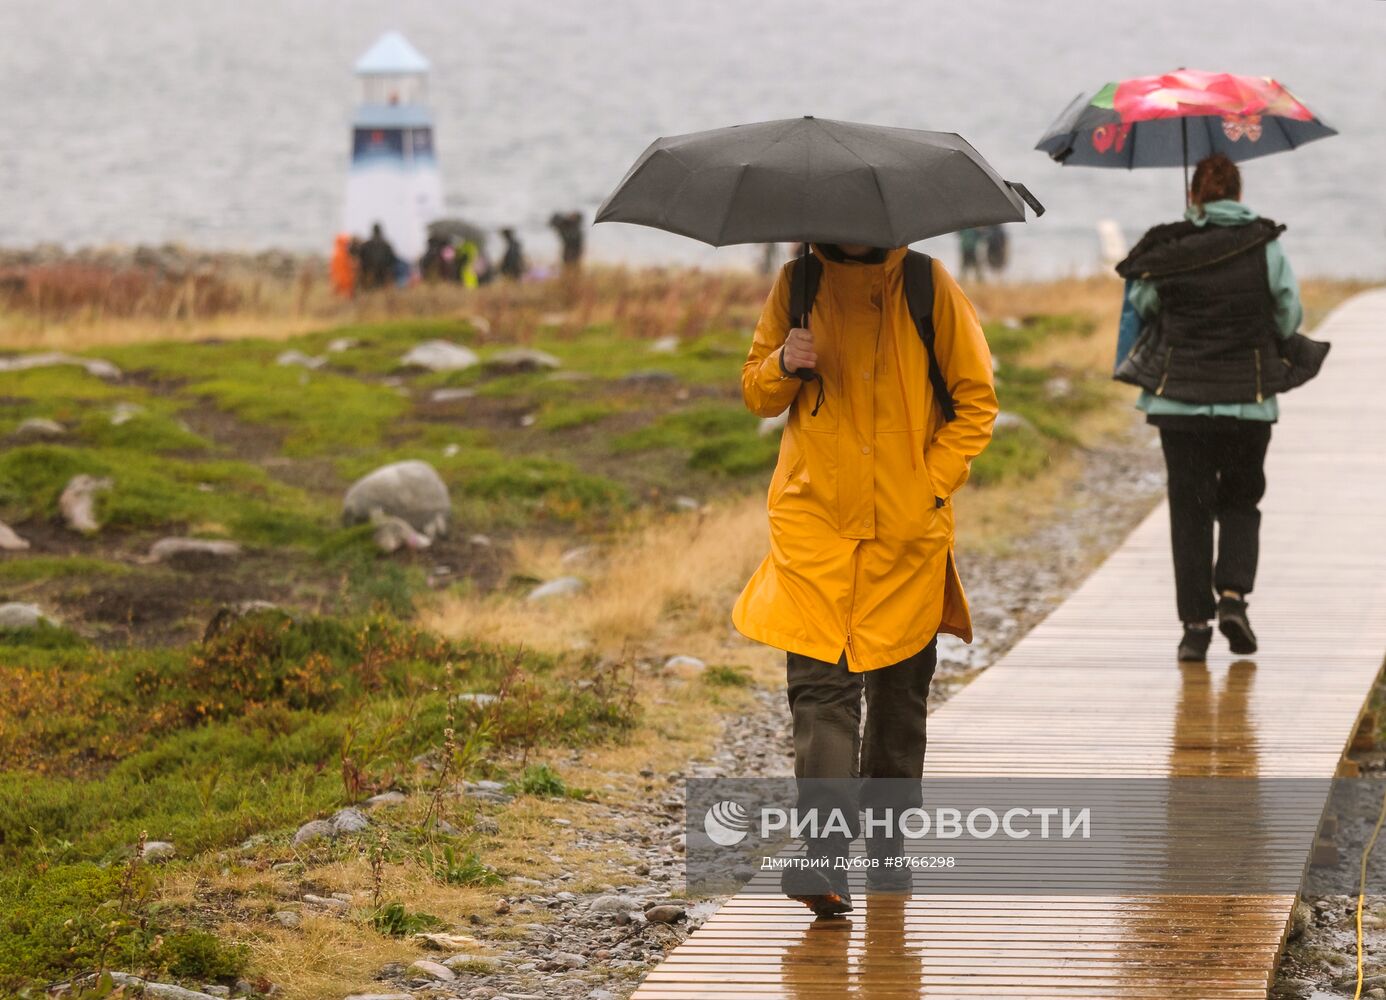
[1116,154,1304,662]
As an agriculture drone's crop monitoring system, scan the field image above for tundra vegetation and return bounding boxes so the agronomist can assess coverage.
[0,261,1365,995]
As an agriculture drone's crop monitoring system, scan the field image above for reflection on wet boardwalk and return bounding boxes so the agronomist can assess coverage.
[633,291,1386,998]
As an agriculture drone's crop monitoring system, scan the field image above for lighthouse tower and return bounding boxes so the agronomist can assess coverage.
[343,31,443,262]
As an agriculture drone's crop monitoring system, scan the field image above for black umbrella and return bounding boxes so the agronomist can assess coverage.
[596,116,1044,248]
[427,218,490,246]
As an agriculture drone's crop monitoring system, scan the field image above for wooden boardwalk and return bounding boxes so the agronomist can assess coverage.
[634,290,1386,999]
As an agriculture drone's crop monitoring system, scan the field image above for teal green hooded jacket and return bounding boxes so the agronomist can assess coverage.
[1129,199,1303,421]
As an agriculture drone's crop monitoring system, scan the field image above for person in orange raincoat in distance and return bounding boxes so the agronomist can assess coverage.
[329,233,358,298]
[733,242,998,914]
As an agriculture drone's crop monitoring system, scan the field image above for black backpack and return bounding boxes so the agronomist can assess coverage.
[787,249,957,422]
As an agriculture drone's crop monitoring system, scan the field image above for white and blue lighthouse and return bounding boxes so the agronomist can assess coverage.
[342,31,444,262]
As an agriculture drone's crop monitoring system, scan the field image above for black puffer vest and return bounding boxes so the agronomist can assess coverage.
[1115,217,1287,404]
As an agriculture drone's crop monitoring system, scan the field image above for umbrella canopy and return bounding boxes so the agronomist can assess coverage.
[427,218,489,245]
[596,116,1043,248]
[1037,69,1335,169]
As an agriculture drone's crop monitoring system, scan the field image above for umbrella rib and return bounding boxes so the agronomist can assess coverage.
[711,163,752,246]
[819,121,896,246]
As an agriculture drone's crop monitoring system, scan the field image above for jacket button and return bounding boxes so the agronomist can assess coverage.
[863,370,871,380]
[861,445,870,455]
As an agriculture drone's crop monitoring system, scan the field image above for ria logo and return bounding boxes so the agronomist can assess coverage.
[703,800,751,846]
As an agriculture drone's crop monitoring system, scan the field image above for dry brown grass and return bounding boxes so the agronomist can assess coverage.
[421,499,776,671]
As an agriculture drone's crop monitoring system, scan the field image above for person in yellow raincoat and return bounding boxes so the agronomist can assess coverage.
[733,241,997,911]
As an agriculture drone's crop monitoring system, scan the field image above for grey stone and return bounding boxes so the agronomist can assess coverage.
[456,692,498,707]
[407,959,455,981]
[483,348,561,374]
[59,474,113,534]
[106,975,221,1000]
[370,512,432,553]
[302,893,349,910]
[643,904,686,924]
[140,840,176,862]
[272,910,300,928]
[430,387,476,403]
[0,351,120,380]
[758,411,789,437]
[663,655,706,673]
[550,951,587,969]
[364,791,407,809]
[0,521,28,551]
[993,411,1035,434]
[474,817,500,835]
[343,460,451,538]
[401,340,480,372]
[325,337,359,353]
[202,988,231,999]
[672,496,701,512]
[526,576,585,601]
[330,807,370,835]
[109,401,145,425]
[292,820,334,846]
[589,894,642,914]
[588,991,618,1000]
[147,537,242,565]
[11,416,66,440]
[648,335,679,355]
[343,995,413,1000]
[0,603,49,630]
[276,349,326,369]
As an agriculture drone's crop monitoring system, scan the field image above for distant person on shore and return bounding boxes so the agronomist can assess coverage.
[983,225,1009,277]
[419,234,452,283]
[957,228,983,281]
[329,233,358,298]
[499,228,526,281]
[549,211,585,270]
[1115,154,1303,662]
[358,223,399,290]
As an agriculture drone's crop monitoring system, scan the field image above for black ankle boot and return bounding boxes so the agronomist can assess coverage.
[1178,623,1213,662]
[1217,595,1257,655]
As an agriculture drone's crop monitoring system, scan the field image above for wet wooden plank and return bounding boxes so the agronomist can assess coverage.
[631,291,1386,998]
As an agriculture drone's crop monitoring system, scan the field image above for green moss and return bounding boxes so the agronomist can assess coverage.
[186,363,409,456]
[0,556,130,584]
[968,422,1052,486]
[534,400,621,431]
[613,402,776,477]
[0,444,329,545]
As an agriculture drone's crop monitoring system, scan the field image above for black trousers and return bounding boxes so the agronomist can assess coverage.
[1158,421,1272,624]
[786,640,937,844]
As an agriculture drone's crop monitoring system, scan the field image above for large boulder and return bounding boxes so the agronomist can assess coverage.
[343,460,451,538]
[400,340,479,372]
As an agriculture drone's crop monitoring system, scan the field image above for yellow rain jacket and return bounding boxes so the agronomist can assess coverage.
[732,246,998,672]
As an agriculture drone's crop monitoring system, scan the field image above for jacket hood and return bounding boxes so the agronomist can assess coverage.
[1187,199,1260,228]
[812,244,908,271]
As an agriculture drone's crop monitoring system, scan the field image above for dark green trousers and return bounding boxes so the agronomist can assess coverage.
[786,639,937,843]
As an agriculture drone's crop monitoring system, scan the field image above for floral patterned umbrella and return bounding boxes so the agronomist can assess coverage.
[1036,69,1335,171]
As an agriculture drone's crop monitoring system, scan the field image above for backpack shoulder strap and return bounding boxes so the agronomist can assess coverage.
[902,250,957,423]
[788,250,823,329]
